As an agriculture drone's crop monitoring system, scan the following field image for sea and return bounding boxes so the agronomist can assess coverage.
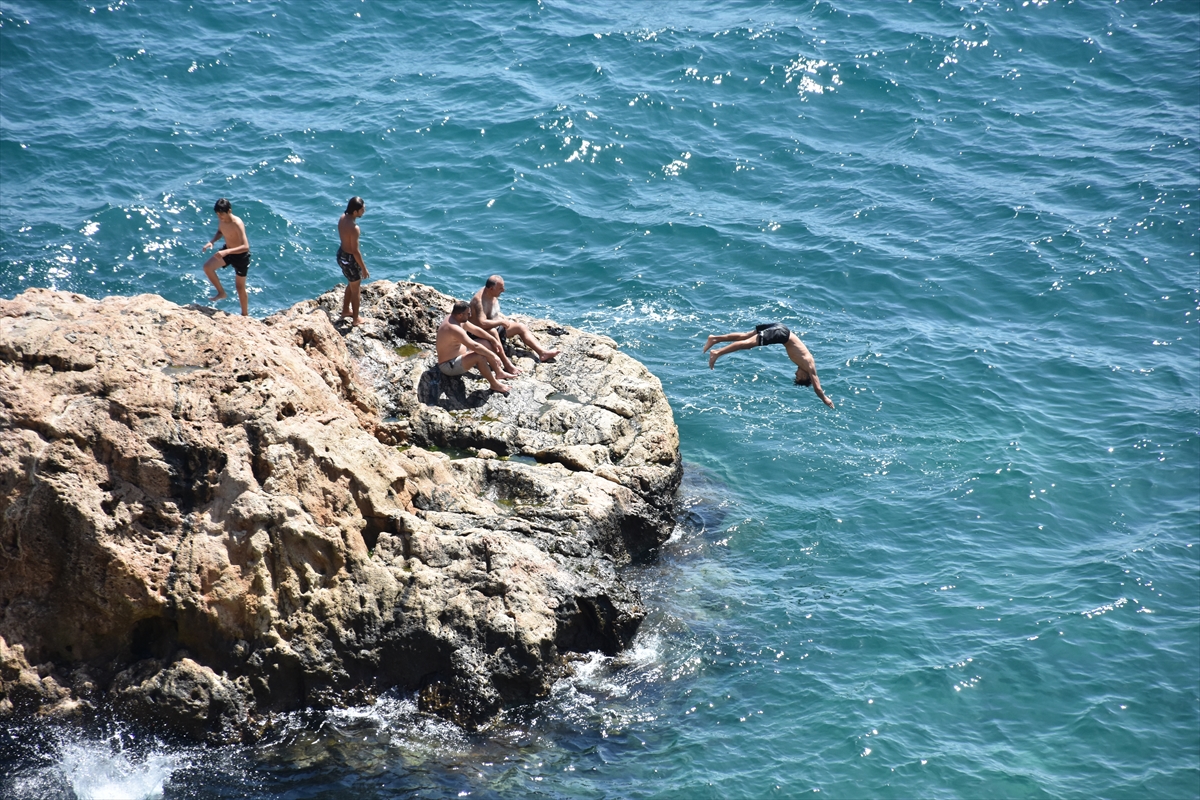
[1,1,1197,798]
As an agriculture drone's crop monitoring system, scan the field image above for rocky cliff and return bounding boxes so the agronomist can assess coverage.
[0,283,680,742]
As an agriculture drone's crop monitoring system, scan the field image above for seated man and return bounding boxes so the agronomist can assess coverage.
[704,323,835,408]
[469,275,561,363]
[436,300,513,395]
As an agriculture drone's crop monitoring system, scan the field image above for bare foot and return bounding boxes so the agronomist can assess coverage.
[702,335,717,353]
[708,351,718,369]
[503,362,523,375]
[537,350,561,363]
[489,384,510,395]
[209,291,228,302]
[351,317,364,327]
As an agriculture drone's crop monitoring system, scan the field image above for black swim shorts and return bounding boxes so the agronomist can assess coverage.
[337,247,362,283]
[756,322,791,347]
[221,250,251,278]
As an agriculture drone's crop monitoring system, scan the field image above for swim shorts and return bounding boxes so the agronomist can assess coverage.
[221,250,251,278]
[468,325,509,357]
[756,323,791,347]
[438,355,469,377]
[337,247,362,283]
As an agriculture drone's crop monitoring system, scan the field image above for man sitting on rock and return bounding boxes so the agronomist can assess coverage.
[469,275,561,363]
[437,300,513,395]
[704,323,835,408]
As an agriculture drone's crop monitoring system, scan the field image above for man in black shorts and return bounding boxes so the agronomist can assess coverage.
[704,323,835,407]
[201,197,251,316]
[337,196,369,326]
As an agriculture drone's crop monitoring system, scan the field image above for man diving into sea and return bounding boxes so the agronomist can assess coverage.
[704,323,835,408]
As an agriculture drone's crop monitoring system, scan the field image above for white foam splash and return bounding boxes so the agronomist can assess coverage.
[55,736,181,800]
[322,692,467,751]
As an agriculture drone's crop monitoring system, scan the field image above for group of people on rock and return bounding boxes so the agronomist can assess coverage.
[201,196,833,406]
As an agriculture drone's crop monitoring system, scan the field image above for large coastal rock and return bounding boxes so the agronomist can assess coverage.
[0,284,680,742]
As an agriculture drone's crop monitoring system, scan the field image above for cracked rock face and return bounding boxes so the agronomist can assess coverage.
[0,285,680,742]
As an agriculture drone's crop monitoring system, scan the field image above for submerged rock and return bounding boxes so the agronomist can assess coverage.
[0,285,680,742]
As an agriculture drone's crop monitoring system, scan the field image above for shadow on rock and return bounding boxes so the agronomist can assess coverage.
[417,365,492,410]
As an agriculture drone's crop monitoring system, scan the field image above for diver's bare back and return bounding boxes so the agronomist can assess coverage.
[338,214,359,252]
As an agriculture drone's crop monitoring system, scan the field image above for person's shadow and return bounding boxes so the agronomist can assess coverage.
[418,363,494,409]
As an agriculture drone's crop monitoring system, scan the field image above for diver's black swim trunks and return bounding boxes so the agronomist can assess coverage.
[221,250,251,278]
[337,247,362,283]
[756,322,791,347]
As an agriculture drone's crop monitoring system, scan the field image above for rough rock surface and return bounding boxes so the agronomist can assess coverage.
[0,285,680,742]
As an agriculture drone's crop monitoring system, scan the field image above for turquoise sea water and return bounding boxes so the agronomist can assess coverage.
[1,1,1197,797]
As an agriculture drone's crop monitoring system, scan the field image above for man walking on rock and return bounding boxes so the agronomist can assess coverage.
[201,198,251,316]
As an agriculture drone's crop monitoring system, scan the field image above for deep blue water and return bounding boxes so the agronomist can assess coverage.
[1,1,1198,798]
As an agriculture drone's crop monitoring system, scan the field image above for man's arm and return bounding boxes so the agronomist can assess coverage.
[447,323,486,356]
[811,373,834,408]
[202,228,223,252]
[463,320,501,347]
[453,324,504,371]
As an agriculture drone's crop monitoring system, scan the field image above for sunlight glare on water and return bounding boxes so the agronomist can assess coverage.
[1,1,1197,797]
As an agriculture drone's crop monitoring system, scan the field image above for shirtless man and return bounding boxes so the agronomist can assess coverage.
[337,196,370,326]
[469,275,560,363]
[201,198,251,316]
[704,323,835,408]
[436,300,512,395]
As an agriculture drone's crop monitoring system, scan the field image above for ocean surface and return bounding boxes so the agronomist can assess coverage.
[1,1,1198,797]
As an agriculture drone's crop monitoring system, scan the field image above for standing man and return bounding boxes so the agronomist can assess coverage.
[468,275,560,363]
[436,300,512,395]
[337,196,369,326]
[201,198,251,316]
[704,323,835,408]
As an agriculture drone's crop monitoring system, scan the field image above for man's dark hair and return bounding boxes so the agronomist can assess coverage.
[214,197,232,214]
[484,275,503,289]
[451,300,470,316]
[346,196,364,214]
[794,375,812,387]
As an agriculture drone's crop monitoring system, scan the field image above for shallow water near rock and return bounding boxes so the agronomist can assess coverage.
[1,1,1197,798]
